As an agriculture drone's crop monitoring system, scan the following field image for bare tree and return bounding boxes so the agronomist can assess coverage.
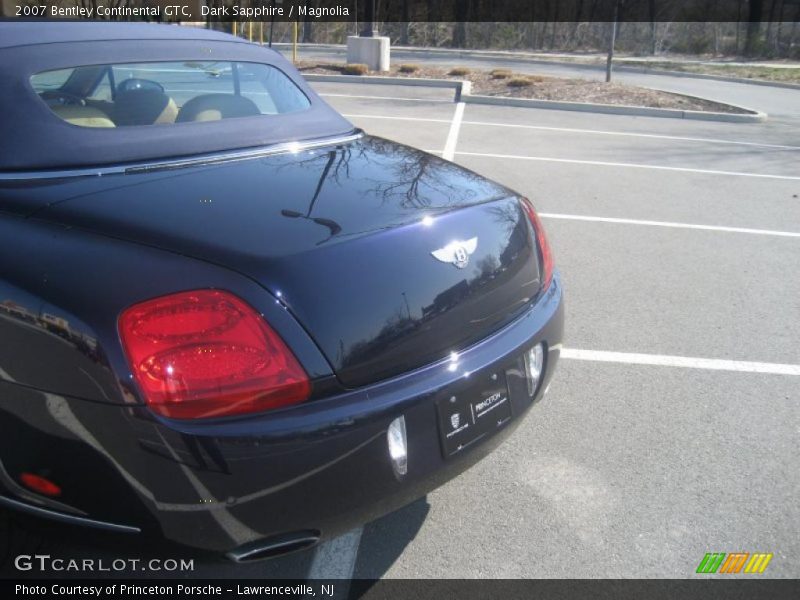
[745,0,765,56]
[649,0,658,53]
[606,0,621,83]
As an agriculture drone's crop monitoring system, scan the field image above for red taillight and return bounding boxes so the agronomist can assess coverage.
[20,473,62,497]
[119,290,310,420]
[520,197,554,291]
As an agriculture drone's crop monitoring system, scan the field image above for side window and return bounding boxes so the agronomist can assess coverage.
[29,68,74,93]
[87,69,113,102]
[238,63,310,115]
[239,63,278,114]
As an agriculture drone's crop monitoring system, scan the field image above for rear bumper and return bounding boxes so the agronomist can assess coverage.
[0,274,564,554]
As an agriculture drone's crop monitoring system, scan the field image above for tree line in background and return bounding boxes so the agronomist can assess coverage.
[4,0,800,58]
[200,0,800,58]
[251,19,799,58]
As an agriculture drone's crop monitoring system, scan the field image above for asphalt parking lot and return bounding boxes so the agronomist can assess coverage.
[296,79,800,580]
[3,69,799,584]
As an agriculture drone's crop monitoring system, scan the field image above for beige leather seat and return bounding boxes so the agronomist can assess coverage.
[176,94,260,123]
[112,89,178,126]
[51,105,115,128]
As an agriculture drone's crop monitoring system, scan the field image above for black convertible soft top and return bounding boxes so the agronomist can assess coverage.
[0,22,354,172]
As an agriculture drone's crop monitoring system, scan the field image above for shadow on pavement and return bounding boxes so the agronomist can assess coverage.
[353,497,430,579]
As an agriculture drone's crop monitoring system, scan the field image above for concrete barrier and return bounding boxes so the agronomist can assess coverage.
[462,94,767,123]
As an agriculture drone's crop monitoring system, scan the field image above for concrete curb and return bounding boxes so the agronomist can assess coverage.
[304,73,472,100]
[303,73,460,89]
[616,65,800,91]
[303,73,767,123]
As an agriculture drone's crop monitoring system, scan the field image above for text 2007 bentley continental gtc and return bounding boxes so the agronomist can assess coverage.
[0,23,563,561]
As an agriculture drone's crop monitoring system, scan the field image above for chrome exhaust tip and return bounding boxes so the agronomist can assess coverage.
[226,530,320,563]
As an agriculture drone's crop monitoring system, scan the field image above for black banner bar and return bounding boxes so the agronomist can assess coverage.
[3,0,800,23]
[3,579,800,600]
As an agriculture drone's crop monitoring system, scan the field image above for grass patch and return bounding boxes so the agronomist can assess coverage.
[507,77,533,87]
[296,62,344,73]
[490,68,512,79]
[448,66,471,76]
[342,63,369,76]
[398,64,421,73]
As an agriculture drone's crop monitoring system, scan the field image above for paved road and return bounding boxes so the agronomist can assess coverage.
[321,79,800,580]
[3,66,799,583]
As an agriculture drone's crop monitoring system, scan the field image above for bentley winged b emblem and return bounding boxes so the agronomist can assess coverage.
[450,413,461,430]
[431,237,478,269]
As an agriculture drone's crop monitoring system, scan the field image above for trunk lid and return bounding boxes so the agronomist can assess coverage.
[31,136,542,387]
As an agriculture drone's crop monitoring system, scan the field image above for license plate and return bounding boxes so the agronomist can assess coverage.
[436,374,513,458]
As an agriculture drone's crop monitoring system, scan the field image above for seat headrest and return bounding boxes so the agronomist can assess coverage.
[113,88,178,126]
[176,94,261,123]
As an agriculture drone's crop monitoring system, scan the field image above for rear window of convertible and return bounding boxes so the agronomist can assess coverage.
[30,61,311,128]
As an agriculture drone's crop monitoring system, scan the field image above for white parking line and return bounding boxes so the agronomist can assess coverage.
[460,120,800,151]
[561,349,800,376]
[307,527,363,579]
[453,151,800,181]
[341,113,800,151]
[540,213,800,238]
[320,93,452,103]
[343,113,452,124]
[443,102,466,161]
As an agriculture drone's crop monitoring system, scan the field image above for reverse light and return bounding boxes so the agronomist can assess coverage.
[387,416,408,477]
[119,290,310,420]
[520,198,554,291]
[20,473,62,497]
[524,342,545,398]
